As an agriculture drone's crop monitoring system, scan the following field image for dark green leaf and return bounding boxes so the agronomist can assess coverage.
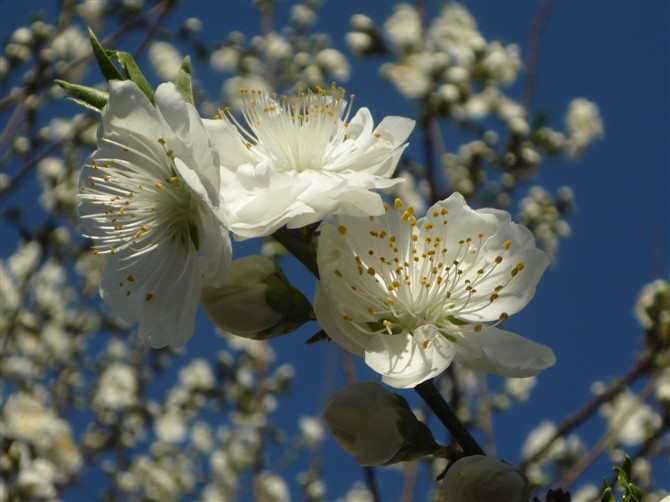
[175,56,194,105]
[600,485,614,502]
[88,28,124,82]
[116,51,154,104]
[56,79,108,111]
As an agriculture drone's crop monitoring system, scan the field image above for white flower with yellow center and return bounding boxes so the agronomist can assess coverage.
[78,80,231,348]
[203,84,415,238]
[314,192,555,388]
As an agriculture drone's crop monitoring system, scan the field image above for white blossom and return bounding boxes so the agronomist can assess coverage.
[95,362,138,409]
[600,389,662,446]
[299,416,325,446]
[564,98,604,159]
[384,4,422,51]
[315,192,554,388]
[205,84,414,238]
[78,80,231,347]
[148,41,183,81]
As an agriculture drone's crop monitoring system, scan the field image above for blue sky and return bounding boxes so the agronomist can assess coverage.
[2,0,669,499]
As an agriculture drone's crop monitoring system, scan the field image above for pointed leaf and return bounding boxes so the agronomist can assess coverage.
[88,28,124,82]
[175,56,194,105]
[116,50,154,103]
[56,79,108,111]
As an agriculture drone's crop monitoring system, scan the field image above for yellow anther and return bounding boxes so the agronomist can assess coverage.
[386,297,394,305]
[503,240,512,250]
[367,267,376,276]
[334,270,343,278]
[155,183,163,190]
[145,293,154,302]
[394,198,404,209]
[499,312,509,321]
[495,256,503,264]
[474,324,482,332]
[490,293,499,302]
[343,315,353,321]
[338,225,348,235]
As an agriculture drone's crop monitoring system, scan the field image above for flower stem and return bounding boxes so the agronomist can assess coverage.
[272,226,320,278]
[415,378,485,456]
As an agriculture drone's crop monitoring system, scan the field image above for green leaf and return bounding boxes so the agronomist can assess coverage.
[601,485,614,502]
[116,51,154,104]
[88,28,124,82]
[55,79,109,111]
[175,56,194,105]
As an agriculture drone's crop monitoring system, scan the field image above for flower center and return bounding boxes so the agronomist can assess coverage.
[225,84,354,173]
[80,137,200,256]
[332,199,523,337]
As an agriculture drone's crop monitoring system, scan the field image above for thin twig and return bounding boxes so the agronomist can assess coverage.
[416,378,485,456]
[523,0,554,112]
[557,372,660,489]
[518,352,653,470]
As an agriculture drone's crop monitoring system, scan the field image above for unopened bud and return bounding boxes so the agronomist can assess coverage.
[442,455,529,502]
[323,382,439,466]
[202,255,311,340]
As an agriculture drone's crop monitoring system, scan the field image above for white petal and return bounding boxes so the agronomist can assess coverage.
[203,118,256,169]
[138,245,202,348]
[452,325,556,377]
[372,115,416,148]
[313,286,367,356]
[365,327,455,388]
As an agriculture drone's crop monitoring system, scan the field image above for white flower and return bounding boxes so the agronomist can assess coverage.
[95,362,138,409]
[299,416,325,446]
[205,85,415,238]
[384,3,423,51]
[314,192,555,388]
[78,80,231,348]
[600,389,662,446]
[441,455,529,502]
[148,41,183,81]
[564,98,604,159]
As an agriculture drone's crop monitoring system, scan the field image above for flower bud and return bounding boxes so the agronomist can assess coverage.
[202,255,311,340]
[442,455,529,502]
[323,382,439,466]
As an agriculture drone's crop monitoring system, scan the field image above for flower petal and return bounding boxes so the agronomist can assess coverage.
[364,326,455,388]
[452,325,556,377]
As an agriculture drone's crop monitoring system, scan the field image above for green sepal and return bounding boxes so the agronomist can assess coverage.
[116,51,154,104]
[88,28,124,82]
[55,79,109,111]
[382,392,440,465]
[175,56,194,105]
[259,268,312,339]
[600,485,614,502]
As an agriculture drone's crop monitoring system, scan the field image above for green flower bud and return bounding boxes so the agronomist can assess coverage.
[202,255,311,340]
[323,382,439,466]
[442,455,529,502]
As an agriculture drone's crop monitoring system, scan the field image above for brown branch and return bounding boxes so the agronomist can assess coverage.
[519,351,653,470]
[557,371,660,489]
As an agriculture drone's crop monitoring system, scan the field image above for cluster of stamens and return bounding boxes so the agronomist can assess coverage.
[220,84,361,173]
[332,199,527,337]
[79,137,199,301]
